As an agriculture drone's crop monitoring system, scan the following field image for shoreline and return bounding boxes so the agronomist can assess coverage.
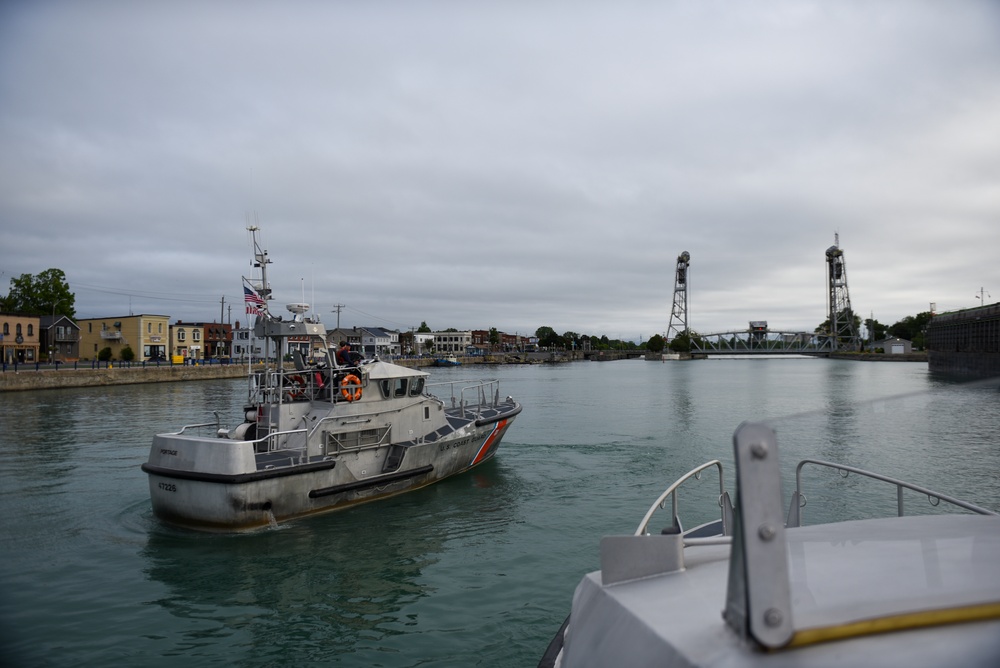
[0,351,930,393]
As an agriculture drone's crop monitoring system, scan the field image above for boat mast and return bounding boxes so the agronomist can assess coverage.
[248,226,273,365]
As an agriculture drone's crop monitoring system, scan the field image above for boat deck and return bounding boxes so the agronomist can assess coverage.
[565,514,1000,666]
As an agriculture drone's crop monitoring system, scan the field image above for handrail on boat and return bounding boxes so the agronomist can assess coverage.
[248,427,309,459]
[788,458,998,527]
[175,420,221,435]
[427,378,504,419]
[635,460,731,536]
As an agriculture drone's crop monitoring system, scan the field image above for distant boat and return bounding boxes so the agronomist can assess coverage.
[541,421,1000,666]
[141,228,520,531]
[435,356,461,367]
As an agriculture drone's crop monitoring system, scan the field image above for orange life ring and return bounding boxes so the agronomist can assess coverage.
[340,374,362,402]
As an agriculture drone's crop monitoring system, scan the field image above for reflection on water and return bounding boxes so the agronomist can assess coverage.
[140,458,522,663]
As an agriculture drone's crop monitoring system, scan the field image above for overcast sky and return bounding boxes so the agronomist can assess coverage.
[1,1,997,340]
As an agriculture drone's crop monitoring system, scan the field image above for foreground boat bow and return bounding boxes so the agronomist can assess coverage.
[544,422,1000,667]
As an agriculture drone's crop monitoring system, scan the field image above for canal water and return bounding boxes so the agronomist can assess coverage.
[1,358,998,666]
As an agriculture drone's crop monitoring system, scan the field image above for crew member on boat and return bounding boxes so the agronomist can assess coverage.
[336,341,352,366]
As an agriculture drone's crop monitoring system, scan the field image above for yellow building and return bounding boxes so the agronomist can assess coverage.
[1,313,41,363]
[170,322,205,362]
[77,314,171,361]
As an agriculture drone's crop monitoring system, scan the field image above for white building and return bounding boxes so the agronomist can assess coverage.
[359,327,400,358]
[433,330,472,354]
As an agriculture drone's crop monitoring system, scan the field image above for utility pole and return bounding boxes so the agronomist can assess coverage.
[331,304,345,329]
[220,295,225,324]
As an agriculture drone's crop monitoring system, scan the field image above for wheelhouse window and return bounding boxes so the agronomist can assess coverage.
[409,377,425,396]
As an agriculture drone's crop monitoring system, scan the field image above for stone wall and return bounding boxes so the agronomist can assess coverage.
[0,364,253,392]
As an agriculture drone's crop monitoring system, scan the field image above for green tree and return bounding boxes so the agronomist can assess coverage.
[669,331,692,352]
[417,321,431,333]
[888,312,932,349]
[646,334,665,353]
[535,326,563,349]
[863,318,888,344]
[98,347,113,361]
[121,346,135,362]
[489,327,500,348]
[5,269,76,318]
[562,331,581,350]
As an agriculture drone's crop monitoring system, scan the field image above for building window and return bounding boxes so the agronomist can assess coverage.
[16,324,22,335]
[193,330,201,342]
[147,323,152,333]
[28,324,33,336]
[177,328,186,342]
[2,323,8,335]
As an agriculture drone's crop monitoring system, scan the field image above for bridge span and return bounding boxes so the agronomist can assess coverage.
[691,330,835,356]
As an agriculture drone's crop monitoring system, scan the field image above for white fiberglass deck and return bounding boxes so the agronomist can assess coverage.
[564,514,1000,667]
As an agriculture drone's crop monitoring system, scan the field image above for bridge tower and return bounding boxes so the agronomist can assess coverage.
[825,235,860,351]
[666,251,691,343]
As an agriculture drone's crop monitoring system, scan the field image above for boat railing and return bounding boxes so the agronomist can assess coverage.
[724,423,1000,650]
[634,460,733,538]
[175,411,225,436]
[787,458,998,527]
[175,421,222,436]
[427,378,505,419]
[320,422,393,456]
[250,427,309,461]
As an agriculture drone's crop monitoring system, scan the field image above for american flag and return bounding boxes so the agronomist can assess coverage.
[244,285,266,315]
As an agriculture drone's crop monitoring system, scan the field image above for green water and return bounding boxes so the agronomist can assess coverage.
[1,359,998,666]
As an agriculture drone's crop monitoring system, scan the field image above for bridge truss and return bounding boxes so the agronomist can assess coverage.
[691,331,836,355]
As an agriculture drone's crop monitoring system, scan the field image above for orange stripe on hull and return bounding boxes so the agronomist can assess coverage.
[470,419,508,466]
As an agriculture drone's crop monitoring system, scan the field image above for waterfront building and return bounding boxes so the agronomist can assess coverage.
[433,330,472,354]
[77,314,170,362]
[39,315,80,362]
[232,320,268,362]
[359,327,399,358]
[874,337,913,354]
[170,321,232,362]
[325,327,400,358]
[0,313,41,363]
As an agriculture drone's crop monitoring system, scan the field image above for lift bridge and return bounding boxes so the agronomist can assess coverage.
[691,327,836,355]
[666,237,859,356]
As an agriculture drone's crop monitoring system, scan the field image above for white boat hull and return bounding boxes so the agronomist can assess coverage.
[145,416,515,531]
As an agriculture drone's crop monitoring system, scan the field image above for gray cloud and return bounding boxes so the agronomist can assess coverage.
[2,1,998,340]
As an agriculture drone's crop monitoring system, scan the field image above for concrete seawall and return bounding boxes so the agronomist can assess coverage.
[0,364,253,392]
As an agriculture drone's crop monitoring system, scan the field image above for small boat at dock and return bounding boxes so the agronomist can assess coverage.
[541,421,1000,667]
[141,228,521,531]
